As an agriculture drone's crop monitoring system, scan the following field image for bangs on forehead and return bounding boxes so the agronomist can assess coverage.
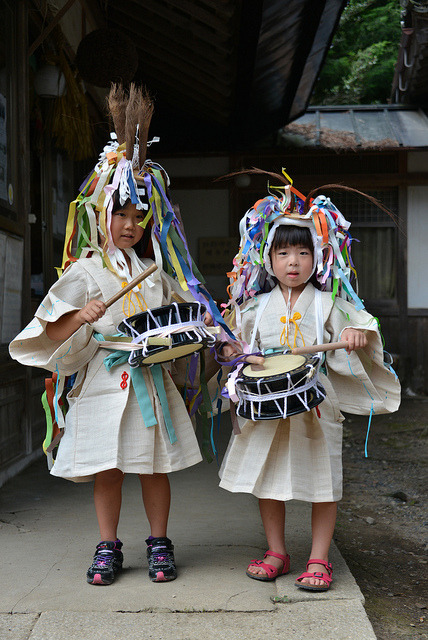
[271,224,314,252]
[112,195,131,213]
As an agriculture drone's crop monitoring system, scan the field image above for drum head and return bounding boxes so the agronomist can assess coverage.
[242,354,306,379]
[130,342,203,366]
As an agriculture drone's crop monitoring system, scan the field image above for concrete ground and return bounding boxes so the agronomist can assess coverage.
[0,419,377,640]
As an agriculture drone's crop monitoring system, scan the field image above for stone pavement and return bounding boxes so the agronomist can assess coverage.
[0,419,377,640]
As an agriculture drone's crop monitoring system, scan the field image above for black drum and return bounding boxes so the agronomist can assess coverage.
[234,353,325,420]
[118,302,216,366]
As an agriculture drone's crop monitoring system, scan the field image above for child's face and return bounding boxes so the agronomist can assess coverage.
[270,243,313,293]
[110,202,145,250]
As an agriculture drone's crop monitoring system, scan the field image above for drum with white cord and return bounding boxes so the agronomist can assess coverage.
[118,301,217,366]
[233,353,325,420]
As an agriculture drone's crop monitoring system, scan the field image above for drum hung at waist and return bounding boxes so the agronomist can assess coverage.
[119,303,217,366]
[237,353,321,387]
[236,383,326,420]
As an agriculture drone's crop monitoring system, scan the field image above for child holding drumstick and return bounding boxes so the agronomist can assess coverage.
[218,172,401,590]
[9,85,217,585]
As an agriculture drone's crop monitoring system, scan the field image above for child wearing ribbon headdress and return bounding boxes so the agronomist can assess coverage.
[218,170,401,591]
[9,85,221,586]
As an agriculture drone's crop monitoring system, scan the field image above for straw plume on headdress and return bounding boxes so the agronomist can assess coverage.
[107,83,128,145]
[58,83,158,276]
[58,82,213,311]
[107,83,154,165]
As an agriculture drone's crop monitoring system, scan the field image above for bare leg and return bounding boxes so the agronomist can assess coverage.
[247,498,288,577]
[94,468,125,540]
[139,473,171,537]
[299,501,337,587]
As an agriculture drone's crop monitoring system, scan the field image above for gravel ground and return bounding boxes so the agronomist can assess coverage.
[334,397,428,640]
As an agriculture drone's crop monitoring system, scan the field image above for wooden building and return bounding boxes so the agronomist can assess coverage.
[0,0,347,485]
[159,105,428,400]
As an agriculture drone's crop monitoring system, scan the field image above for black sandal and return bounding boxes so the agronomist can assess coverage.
[145,536,177,582]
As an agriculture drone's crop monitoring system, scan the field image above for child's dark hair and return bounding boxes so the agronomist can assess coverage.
[269,224,321,289]
[270,224,313,253]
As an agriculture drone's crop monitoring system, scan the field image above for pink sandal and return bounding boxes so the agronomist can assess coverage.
[246,550,290,582]
[295,558,333,591]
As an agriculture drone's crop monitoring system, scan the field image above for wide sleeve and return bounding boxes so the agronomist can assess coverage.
[9,263,99,375]
[324,298,400,415]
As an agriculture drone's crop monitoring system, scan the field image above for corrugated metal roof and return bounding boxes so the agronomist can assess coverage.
[85,0,347,151]
[279,106,428,149]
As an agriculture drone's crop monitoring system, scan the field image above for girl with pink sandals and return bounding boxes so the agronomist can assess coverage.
[218,171,400,591]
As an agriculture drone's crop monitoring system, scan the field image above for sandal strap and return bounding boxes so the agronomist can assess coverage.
[296,570,333,585]
[247,560,277,576]
[264,550,289,563]
[306,559,333,575]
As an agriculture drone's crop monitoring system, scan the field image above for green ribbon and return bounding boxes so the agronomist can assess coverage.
[259,221,270,264]
[331,278,339,301]
[41,390,54,453]
[99,340,177,445]
[150,364,177,444]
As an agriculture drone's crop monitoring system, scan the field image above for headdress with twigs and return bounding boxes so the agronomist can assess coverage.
[225,169,395,313]
[59,84,206,297]
[59,83,231,338]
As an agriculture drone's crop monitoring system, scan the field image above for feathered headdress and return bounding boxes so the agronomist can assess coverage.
[59,84,209,298]
[59,82,232,343]
[225,169,394,313]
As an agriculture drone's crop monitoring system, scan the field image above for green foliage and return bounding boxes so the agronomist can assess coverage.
[311,0,401,105]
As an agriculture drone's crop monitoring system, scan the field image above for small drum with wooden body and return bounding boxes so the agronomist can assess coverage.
[118,302,216,366]
[234,353,325,420]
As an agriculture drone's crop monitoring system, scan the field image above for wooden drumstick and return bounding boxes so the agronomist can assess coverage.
[105,264,158,308]
[291,341,349,355]
[170,291,187,304]
[246,355,265,364]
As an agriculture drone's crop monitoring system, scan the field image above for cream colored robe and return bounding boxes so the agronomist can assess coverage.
[219,284,400,502]
[9,252,202,481]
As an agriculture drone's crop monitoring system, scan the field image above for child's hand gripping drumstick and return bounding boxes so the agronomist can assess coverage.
[220,342,265,367]
[82,264,159,324]
[292,328,368,356]
[203,310,264,365]
[291,341,349,355]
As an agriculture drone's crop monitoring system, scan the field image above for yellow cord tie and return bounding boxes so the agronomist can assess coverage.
[121,282,148,318]
[280,312,305,349]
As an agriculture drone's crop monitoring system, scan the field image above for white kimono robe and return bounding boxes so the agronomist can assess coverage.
[9,252,202,482]
[219,284,400,502]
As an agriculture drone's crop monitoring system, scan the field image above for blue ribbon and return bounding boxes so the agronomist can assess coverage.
[100,344,177,445]
[365,403,374,458]
[336,267,365,311]
[160,208,174,251]
[150,364,177,444]
[128,171,140,205]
